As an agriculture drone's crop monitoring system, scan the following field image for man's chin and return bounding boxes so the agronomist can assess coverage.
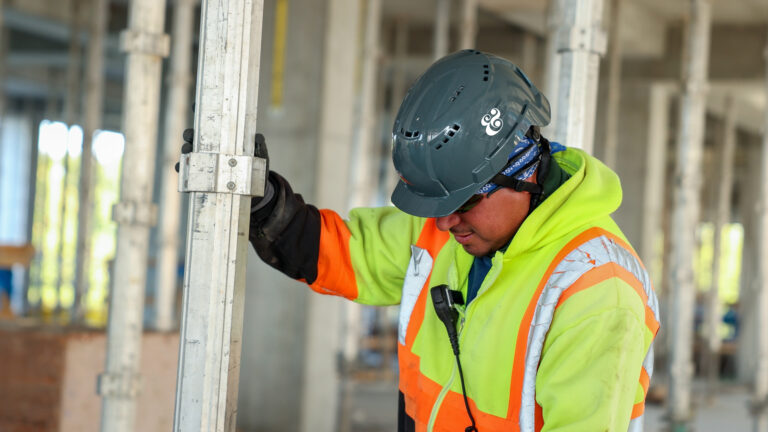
[460,243,491,257]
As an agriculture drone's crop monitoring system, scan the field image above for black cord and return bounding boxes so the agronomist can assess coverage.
[455,354,478,432]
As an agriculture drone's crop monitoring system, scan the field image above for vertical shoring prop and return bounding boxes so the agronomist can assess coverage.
[459,0,477,49]
[55,0,83,317]
[73,0,108,322]
[154,0,197,332]
[98,0,169,431]
[433,0,450,60]
[642,84,671,381]
[547,0,606,153]
[668,1,711,430]
[705,96,736,399]
[542,0,563,139]
[752,38,768,432]
[385,17,409,197]
[602,0,623,169]
[173,0,266,430]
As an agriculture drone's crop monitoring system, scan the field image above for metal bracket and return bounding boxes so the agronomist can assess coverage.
[97,372,142,398]
[178,152,267,197]
[558,26,607,56]
[120,29,171,57]
[112,200,159,226]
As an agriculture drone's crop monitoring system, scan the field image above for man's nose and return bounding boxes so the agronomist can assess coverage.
[435,213,460,232]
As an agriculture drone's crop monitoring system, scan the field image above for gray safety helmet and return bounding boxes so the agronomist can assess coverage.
[390,49,551,217]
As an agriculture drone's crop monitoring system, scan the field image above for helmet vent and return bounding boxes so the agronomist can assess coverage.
[483,64,489,81]
[401,128,420,138]
[434,124,461,150]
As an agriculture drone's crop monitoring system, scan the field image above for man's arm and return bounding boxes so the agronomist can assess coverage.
[249,172,428,305]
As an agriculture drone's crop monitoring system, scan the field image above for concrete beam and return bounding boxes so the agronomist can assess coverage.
[4,7,120,51]
[620,0,666,58]
[624,23,768,81]
[6,52,124,78]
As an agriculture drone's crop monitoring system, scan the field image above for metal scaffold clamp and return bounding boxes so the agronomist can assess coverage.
[177,151,267,197]
[112,200,158,226]
[97,371,142,398]
[557,25,607,55]
[119,29,170,57]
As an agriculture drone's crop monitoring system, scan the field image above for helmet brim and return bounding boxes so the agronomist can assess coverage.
[391,180,478,218]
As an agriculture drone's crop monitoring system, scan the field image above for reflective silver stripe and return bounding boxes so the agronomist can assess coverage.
[398,245,434,345]
[519,234,660,431]
[628,415,644,432]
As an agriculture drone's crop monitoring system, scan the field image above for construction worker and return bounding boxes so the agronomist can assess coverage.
[185,49,660,431]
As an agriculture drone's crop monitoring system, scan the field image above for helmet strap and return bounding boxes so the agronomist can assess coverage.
[486,166,543,195]
[528,137,551,212]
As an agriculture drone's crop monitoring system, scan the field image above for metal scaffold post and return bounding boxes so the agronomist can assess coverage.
[385,17,409,197]
[668,1,711,429]
[459,0,477,49]
[433,0,450,60]
[173,0,266,430]
[640,85,670,285]
[350,0,382,210]
[99,0,169,430]
[546,0,606,153]
[154,0,197,332]
[705,97,736,396]
[55,0,83,315]
[542,0,563,138]
[73,0,108,322]
[642,84,672,375]
[601,0,623,169]
[753,39,768,432]
[340,2,382,430]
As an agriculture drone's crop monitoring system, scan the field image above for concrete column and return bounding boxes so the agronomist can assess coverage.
[458,0,477,49]
[236,0,327,430]
[704,97,736,395]
[73,0,108,321]
[546,0,606,153]
[154,0,197,332]
[667,1,711,429]
[99,0,169,430]
[753,40,768,432]
[433,0,450,60]
[302,0,361,430]
[173,0,266,429]
[602,0,623,169]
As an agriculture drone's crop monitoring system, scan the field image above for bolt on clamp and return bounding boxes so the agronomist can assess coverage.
[178,152,267,197]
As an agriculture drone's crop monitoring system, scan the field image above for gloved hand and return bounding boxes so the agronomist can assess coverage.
[175,128,275,209]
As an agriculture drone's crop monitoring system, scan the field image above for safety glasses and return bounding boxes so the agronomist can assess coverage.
[455,193,485,214]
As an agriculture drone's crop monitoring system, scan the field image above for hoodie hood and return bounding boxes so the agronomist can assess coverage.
[505,147,623,257]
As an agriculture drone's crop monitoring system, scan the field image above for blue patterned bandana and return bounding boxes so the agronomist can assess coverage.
[476,138,566,195]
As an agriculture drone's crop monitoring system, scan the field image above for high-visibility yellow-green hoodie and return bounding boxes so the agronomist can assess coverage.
[250,147,660,432]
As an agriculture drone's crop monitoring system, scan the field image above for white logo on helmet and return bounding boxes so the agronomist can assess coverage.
[481,108,503,136]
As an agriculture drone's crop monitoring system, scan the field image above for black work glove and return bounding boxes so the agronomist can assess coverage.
[175,128,276,211]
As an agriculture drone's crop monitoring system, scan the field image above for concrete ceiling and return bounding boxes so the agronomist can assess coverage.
[4,0,767,121]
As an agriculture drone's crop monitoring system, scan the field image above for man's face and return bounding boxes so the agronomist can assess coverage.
[435,173,534,257]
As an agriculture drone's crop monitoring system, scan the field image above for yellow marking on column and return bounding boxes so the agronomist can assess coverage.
[271,0,289,108]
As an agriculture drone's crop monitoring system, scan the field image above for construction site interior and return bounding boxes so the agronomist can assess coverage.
[0,0,767,431]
